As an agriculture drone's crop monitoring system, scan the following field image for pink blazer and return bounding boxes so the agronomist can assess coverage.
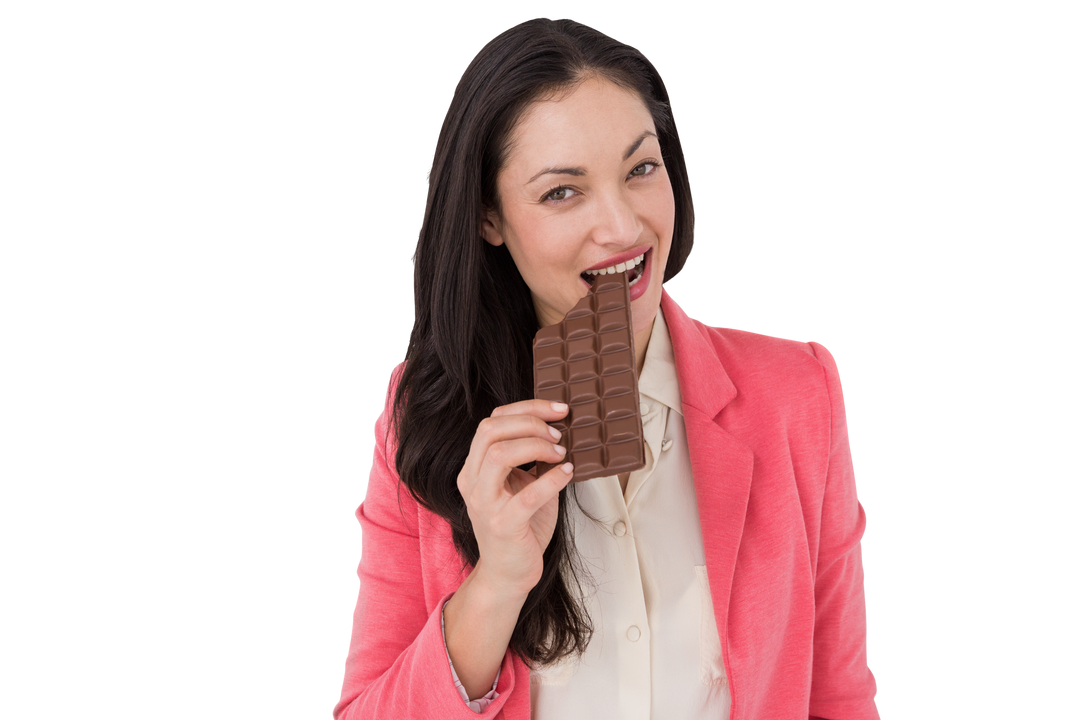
[335,292,880,720]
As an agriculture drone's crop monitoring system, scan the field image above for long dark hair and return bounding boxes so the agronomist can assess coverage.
[392,18,694,667]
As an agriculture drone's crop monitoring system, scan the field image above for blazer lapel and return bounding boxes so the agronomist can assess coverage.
[660,292,753,690]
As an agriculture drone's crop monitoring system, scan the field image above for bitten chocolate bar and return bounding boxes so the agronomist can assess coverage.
[532,271,646,482]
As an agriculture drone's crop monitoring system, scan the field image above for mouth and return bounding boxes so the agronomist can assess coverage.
[583,249,648,289]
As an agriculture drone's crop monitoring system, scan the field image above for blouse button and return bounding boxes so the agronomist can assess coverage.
[661,438,673,452]
[639,402,650,415]
[613,521,627,537]
[626,625,641,642]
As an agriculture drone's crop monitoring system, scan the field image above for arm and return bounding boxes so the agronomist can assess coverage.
[807,343,881,720]
[442,563,528,703]
[333,370,520,719]
[442,599,501,711]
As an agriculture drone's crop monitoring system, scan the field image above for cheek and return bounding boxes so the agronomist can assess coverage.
[645,185,676,284]
[501,211,548,270]
[645,182,677,248]
[519,218,580,270]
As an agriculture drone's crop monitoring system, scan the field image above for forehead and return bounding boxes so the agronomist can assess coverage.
[502,77,657,175]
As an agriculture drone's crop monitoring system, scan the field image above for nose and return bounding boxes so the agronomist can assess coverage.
[588,187,642,249]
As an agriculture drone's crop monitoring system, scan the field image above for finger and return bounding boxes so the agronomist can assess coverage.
[461,413,564,486]
[505,461,575,522]
[476,437,567,502]
[490,399,569,421]
[459,403,567,498]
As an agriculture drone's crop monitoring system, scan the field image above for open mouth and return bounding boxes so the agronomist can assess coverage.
[583,250,648,287]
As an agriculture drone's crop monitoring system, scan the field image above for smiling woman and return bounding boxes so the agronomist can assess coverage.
[335,18,879,720]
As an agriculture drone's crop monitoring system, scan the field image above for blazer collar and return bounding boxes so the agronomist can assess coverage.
[661,290,754,701]
[659,290,738,418]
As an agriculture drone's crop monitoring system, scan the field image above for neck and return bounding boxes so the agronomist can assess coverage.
[633,316,656,376]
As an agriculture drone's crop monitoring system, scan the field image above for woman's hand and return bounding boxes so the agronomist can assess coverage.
[456,399,574,599]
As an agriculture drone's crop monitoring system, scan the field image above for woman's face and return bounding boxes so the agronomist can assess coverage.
[482,76,676,344]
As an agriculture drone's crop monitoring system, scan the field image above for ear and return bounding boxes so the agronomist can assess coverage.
[480,209,505,247]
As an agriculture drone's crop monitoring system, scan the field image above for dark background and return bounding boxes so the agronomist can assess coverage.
[308,9,907,716]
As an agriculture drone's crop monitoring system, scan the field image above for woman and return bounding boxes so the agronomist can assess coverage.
[336,18,878,720]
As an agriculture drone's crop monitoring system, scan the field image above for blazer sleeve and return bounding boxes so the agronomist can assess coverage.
[807,343,881,720]
[333,367,519,719]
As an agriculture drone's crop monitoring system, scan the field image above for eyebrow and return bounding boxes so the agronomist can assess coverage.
[526,131,658,185]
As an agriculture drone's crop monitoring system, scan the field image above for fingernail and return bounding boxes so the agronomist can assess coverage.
[555,444,566,457]
[560,462,574,475]
[549,426,562,441]
[551,402,568,412]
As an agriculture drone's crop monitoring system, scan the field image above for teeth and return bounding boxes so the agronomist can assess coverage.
[584,252,645,276]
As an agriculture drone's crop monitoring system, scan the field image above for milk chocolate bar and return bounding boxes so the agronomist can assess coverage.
[533,271,645,482]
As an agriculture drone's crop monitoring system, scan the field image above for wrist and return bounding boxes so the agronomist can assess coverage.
[468,559,534,610]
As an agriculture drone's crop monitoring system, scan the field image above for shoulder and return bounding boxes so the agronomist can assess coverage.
[362,361,422,536]
[682,318,843,429]
[369,358,406,436]
[701,323,835,391]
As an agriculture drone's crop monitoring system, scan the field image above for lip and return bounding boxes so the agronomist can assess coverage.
[578,247,653,301]
[583,245,652,273]
[627,248,652,302]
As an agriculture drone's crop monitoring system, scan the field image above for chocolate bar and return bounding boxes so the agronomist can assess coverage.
[533,271,646,482]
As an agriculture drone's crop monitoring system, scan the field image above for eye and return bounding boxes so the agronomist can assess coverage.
[626,161,656,177]
[544,184,578,204]
[544,161,660,207]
